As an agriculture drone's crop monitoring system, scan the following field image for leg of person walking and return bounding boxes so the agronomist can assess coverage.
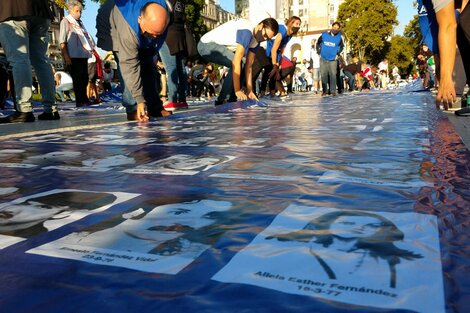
[29,16,58,119]
[0,19,36,122]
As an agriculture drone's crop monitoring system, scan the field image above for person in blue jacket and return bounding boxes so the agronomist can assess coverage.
[316,22,344,96]
[96,0,172,121]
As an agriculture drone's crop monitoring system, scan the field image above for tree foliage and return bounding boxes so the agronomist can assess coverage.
[403,14,422,56]
[337,0,398,64]
[387,35,416,77]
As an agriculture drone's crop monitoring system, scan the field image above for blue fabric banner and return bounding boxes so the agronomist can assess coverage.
[0,88,469,312]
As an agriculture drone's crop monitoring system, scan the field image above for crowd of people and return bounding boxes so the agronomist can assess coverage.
[0,0,468,123]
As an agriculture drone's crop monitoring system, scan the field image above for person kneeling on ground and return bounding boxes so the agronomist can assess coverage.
[96,0,172,121]
[197,17,279,106]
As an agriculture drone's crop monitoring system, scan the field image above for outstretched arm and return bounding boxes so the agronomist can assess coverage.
[435,1,457,109]
[245,50,258,101]
[233,44,247,100]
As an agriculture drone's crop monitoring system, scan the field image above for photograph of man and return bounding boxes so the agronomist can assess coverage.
[29,200,232,274]
[0,189,138,249]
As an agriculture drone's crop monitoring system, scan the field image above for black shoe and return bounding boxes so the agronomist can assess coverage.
[214,100,225,106]
[38,112,60,120]
[455,107,470,116]
[0,111,35,123]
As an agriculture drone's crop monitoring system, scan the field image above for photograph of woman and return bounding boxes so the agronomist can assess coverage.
[266,210,423,288]
[212,205,444,312]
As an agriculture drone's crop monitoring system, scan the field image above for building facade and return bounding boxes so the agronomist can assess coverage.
[202,0,236,30]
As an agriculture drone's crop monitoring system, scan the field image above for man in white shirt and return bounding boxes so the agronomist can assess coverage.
[197,18,279,105]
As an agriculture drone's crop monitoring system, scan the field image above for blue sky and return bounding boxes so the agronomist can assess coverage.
[81,0,415,44]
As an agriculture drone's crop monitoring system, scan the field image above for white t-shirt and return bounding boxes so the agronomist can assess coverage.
[310,48,320,69]
[55,71,73,85]
[378,61,388,72]
[200,19,259,56]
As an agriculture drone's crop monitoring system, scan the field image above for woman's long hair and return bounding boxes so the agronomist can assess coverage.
[266,210,423,288]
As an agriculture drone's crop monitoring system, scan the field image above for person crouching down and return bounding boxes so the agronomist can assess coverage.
[197,18,279,106]
[96,0,172,121]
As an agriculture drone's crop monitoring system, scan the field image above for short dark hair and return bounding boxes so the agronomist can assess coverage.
[332,21,341,28]
[260,17,279,36]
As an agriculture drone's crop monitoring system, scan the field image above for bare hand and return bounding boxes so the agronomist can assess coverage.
[436,78,456,110]
[235,90,247,101]
[136,102,149,121]
[247,91,258,101]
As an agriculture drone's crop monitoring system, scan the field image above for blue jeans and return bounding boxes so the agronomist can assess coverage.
[113,52,134,113]
[197,41,234,102]
[0,17,56,113]
[320,58,337,94]
[159,42,187,103]
[343,71,355,91]
[113,50,162,114]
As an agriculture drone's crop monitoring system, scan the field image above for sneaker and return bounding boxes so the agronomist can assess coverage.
[214,99,225,106]
[163,101,187,111]
[455,107,470,116]
[38,112,60,120]
[0,111,35,124]
[321,93,327,97]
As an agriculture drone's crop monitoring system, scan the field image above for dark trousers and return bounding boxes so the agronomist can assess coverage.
[114,49,162,114]
[457,10,470,90]
[0,67,15,109]
[252,47,273,95]
[69,58,89,104]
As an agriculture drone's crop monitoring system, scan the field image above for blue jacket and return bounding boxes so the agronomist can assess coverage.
[115,0,169,50]
[317,31,343,61]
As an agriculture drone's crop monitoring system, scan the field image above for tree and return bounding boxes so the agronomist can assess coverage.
[182,0,208,41]
[337,0,398,64]
[403,14,422,56]
[387,35,416,77]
